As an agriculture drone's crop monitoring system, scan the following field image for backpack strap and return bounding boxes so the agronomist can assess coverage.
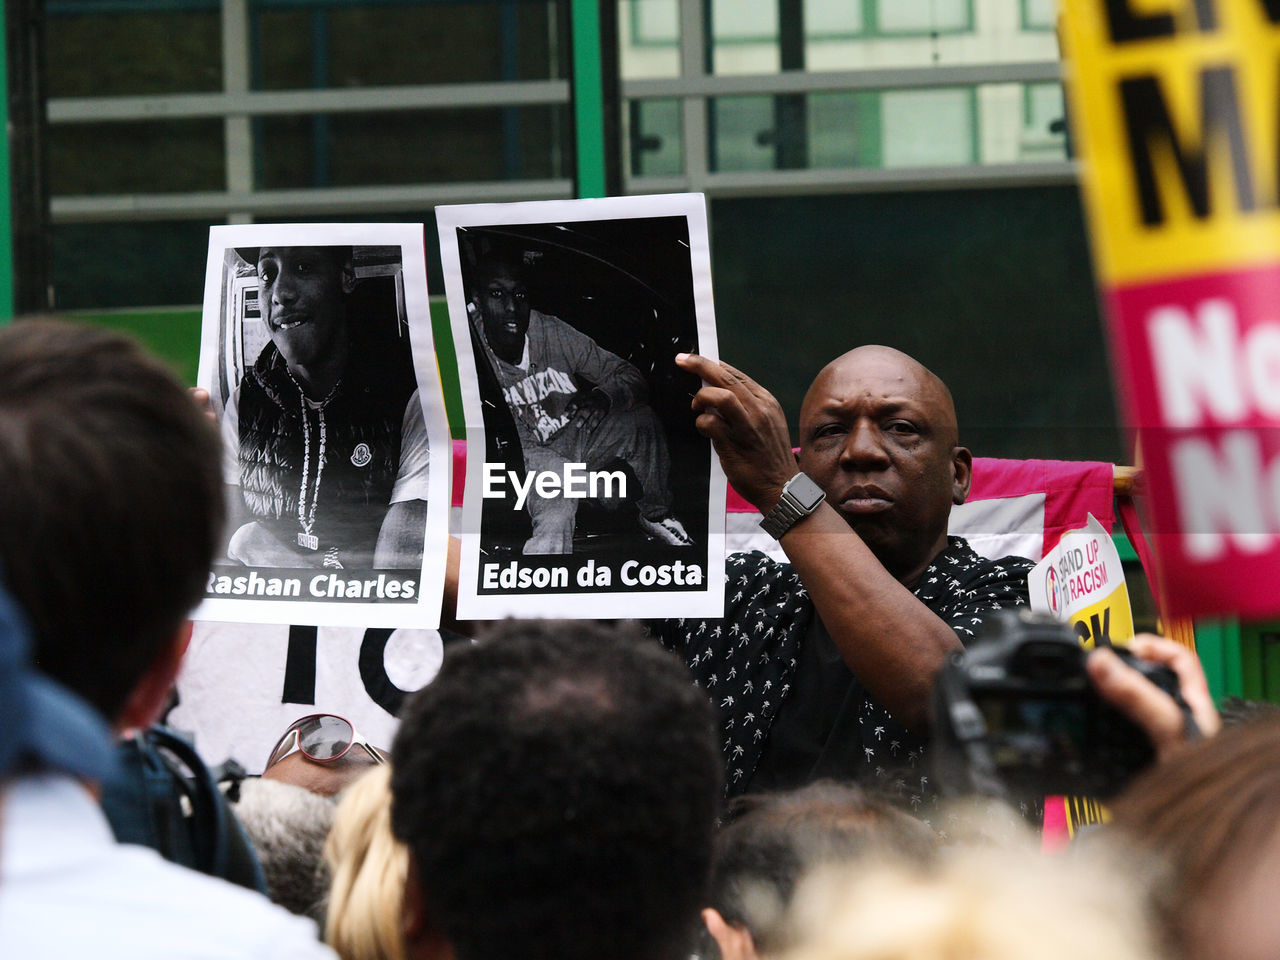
[100,725,267,895]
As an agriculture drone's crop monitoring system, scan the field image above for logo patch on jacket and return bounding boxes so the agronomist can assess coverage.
[350,442,372,467]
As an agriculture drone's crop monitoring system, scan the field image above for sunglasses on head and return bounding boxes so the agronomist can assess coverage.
[265,713,386,771]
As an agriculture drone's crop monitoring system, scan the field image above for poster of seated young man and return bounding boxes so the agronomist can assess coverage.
[437,194,725,619]
[193,223,451,629]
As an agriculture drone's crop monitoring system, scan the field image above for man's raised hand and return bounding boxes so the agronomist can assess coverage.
[675,353,798,512]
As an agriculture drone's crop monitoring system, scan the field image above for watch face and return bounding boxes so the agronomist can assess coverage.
[787,473,826,510]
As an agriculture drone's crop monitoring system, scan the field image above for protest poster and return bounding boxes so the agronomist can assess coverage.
[1060,0,1280,618]
[1029,514,1135,649]
[192,223,451,629]
[437,194,725,619]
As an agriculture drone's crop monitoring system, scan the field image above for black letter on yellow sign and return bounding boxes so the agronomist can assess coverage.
[1073,609,1113,648]
[1120,66,1254,225]
[1105,0,1216,43]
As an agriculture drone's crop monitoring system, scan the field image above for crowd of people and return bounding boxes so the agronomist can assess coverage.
[0,317,1275,960]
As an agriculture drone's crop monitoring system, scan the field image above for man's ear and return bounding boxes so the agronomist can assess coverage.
[403,854,456,960]
[341,258,357,295]
[952,446,974,505]
[115,621,192,733]
[702,908,758,960]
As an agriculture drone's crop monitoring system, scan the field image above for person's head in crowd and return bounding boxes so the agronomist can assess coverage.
[0,319,223,729]
[232,777,336,922]
[780,843,1161,960]
[702,781,938,960]
[262,713,387,797]
[796,345,970,583]
[240,246,356,400]
[390,619,722,960]
[324,765,407,960]
[470,249,531,365]
[1108,715,1280,960]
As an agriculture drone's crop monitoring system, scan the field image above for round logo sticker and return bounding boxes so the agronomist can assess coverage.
[350,443,372,468]
[1045,565,1061,616]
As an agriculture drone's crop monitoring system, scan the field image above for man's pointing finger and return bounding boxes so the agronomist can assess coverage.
[691,385,746,423]
[676,352,747,391]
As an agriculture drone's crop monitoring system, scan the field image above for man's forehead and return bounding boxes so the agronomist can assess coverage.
[802,347,953,419]
[479,261,525,284]
[261,747,381,797]
[259,245,335,261]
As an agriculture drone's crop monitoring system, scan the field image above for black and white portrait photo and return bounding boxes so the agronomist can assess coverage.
[439,195,725,619]
[194,224,451,629]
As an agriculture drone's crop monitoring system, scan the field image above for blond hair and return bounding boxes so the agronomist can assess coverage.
[783,842,1163,960]
[324,765,408,960]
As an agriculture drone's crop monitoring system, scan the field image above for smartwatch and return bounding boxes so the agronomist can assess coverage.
[759,472,827,540]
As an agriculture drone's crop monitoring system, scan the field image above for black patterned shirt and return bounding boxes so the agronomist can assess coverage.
[653,536,1034,802]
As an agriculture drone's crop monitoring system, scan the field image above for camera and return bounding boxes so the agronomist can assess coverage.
[930,610,1189,800]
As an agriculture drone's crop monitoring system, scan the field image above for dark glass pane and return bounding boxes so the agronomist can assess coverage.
[46,8,221,96]
[49,120,224,194]
[254,0,560,91]
[325,2,558,84]
[51,220,217,310]
[256,106,569,188]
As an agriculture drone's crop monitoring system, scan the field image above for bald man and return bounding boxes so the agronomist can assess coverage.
[656,347,1035,803]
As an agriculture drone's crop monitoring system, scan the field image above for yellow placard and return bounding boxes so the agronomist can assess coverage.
[1067,582,1136,650]
[1060,0,1280,286]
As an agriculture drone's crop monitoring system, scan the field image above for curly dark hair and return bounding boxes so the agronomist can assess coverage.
[0,319,224,721]
[390,619,722,960]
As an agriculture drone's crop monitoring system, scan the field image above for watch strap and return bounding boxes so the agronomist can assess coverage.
[759,473,826,540]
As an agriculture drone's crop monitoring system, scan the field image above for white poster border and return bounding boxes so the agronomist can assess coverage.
[192,222,451,629]
[437,193,726,620]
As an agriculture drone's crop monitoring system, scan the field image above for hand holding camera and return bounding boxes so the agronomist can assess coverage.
[931,611,1216,801]
[1086,633,1222,761]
